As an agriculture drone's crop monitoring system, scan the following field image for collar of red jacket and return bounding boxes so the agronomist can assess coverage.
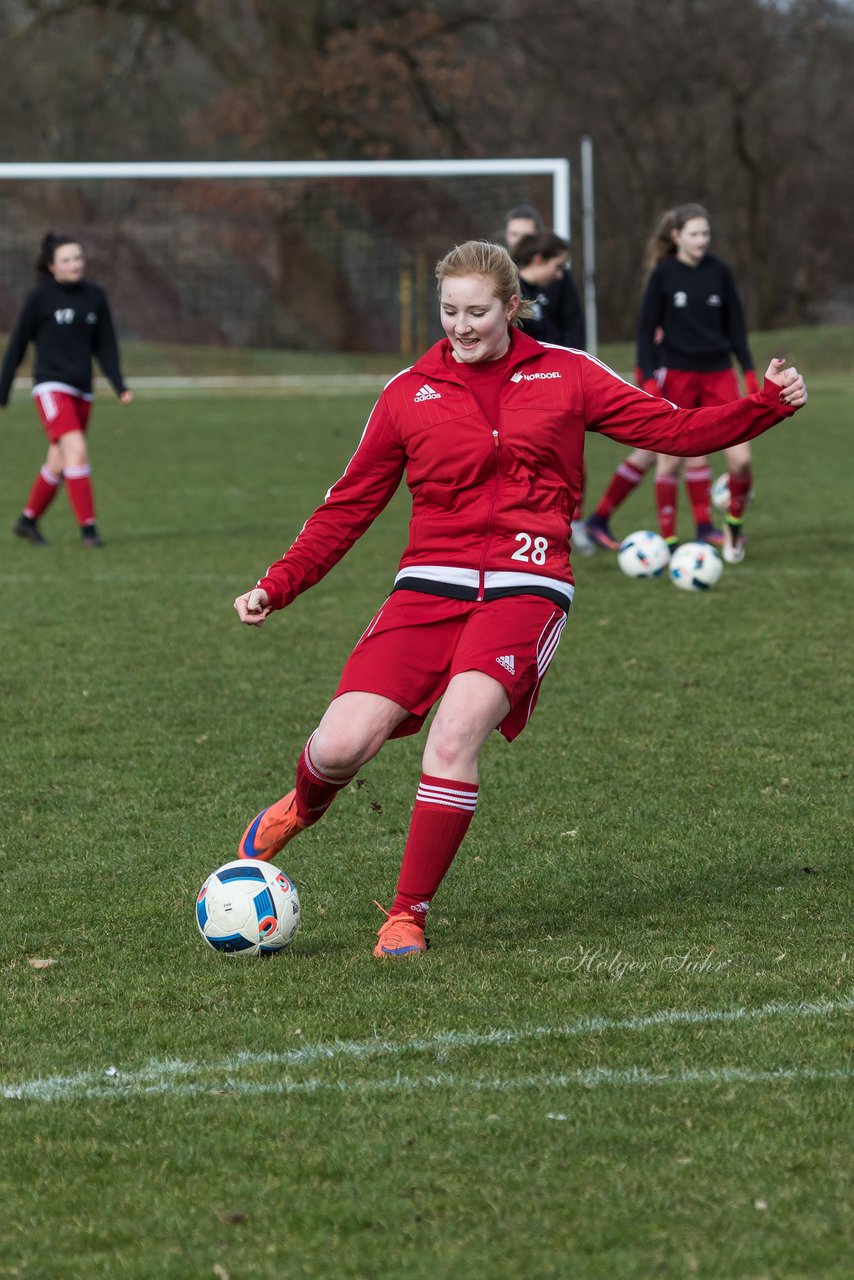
[411,327,547,382]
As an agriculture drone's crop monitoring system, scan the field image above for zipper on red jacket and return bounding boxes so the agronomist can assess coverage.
[477,428,501,600]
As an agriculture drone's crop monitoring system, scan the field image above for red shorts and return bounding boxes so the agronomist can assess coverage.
[34,388,92,443]
[660,368,741,408]
[334,590,568,742]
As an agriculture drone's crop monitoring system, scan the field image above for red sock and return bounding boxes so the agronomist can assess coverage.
[728,468,753,521]
[655,474,679,540]
[596,459,648,518]
[684,463,713,526]
[390,774,479,928]
[24,465,62,519]
[293,734,354,824]
[64,464,95,526]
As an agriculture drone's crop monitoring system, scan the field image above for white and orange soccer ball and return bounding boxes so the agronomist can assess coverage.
[196,858,300,955]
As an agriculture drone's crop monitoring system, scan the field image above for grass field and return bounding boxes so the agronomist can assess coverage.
[1,330,852,1279]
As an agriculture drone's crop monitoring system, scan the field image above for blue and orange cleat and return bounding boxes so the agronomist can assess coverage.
[238,789,307,862]
[372,904,429,958]
[695,521,724,548]
[584,513,621,551]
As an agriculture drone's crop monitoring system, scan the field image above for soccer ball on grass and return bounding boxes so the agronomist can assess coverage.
[196,858,300,955]
[617,529,671,578]
[711,473,731,513]
[668,541,723,591]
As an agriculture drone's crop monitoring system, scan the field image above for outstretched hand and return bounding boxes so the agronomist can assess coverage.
[764,357,807,408]
[234,587,272,626]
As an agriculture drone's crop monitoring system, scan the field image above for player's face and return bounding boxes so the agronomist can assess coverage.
[50,243,85,283]
[440,274,519,363]
[504,217,538,251]
[672,217,710,266]
[523,252,568,286]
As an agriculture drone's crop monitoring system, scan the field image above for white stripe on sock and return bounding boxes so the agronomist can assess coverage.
[417,783,478,812]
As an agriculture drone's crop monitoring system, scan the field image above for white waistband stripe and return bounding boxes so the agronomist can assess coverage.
[394,565,574,605]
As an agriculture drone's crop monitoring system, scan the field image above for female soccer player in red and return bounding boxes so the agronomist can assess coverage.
[234,240,806,958]
[0,232,133,547]
[586,204,758,563]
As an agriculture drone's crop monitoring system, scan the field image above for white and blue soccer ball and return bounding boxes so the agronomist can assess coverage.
[711,473,731,513]
[668,541,724,591]
[617,529,671,578]
[196,858,300,955]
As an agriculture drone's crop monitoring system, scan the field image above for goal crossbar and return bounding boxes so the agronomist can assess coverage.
[0,159,571,239]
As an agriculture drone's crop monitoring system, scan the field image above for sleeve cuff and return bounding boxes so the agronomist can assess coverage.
[257,576,285,611]
[760,377,798,418]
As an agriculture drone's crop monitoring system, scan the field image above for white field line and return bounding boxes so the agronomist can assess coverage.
[38,1064,850,1104]
[12,374,392,396]
[3,995,851,1104]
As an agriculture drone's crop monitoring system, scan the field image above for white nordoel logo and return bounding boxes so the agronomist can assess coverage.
[511,371,561,382]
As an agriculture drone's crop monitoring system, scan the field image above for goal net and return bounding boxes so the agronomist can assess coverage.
[0,160,570,358]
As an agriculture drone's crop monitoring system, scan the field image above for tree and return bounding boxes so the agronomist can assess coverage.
[2,0,852,340]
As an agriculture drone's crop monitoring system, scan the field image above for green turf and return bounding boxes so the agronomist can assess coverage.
[0,354,851,1279]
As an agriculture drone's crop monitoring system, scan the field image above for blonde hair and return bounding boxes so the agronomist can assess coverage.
[435,240,535,325]
[645,203,710,274]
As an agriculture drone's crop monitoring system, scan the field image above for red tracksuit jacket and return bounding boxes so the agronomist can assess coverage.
[258,329,796,612]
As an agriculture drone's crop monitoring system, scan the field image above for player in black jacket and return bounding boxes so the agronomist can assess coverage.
[586,205,757,563]
[0,232,133,546]
[511,230,586,349]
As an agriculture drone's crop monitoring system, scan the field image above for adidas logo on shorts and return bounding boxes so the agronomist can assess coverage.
[496,654,516,674]
[414,383,441,402]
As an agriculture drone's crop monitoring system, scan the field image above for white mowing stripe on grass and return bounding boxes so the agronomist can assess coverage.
[4,1066,852,1106]
[3,994,851,1104]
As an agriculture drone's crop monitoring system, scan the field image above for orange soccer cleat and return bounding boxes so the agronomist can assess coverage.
[372,904,429,958]
[238,789,307,862]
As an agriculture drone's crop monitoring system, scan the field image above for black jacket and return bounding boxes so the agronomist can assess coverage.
[637,254,753,380]
[0,277,127,404]
[518,269,585,349]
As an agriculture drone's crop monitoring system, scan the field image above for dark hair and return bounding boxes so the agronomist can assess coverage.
[511,231,570,270]
[645,203,710,273]
[36,231,79,279]
[503,203,545,231]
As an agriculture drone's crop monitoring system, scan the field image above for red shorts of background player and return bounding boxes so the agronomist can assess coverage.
[334,589,568,742]
[660,367,741,408]
[33,386,92,443]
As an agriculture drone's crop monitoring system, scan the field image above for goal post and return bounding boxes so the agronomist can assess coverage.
[0,159,571,359]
